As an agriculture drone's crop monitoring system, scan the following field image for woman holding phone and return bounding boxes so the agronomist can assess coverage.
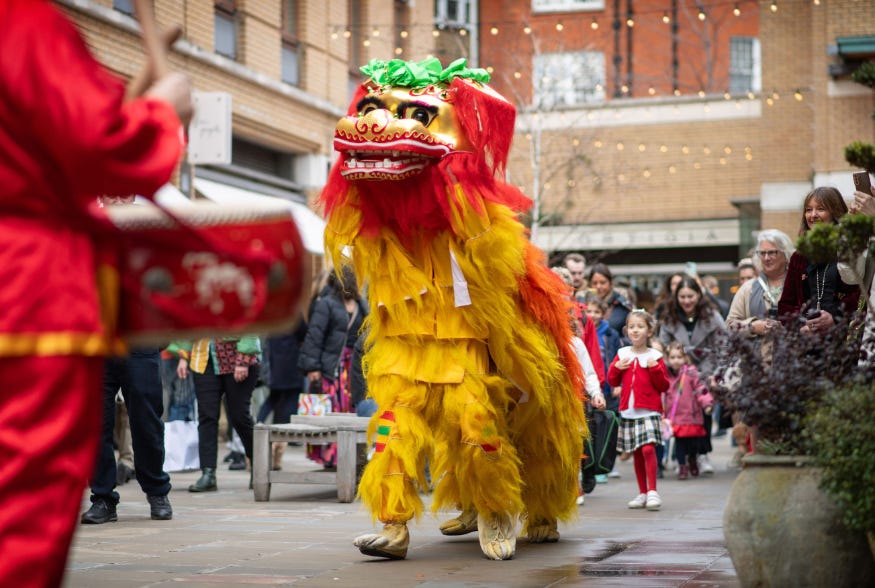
[777,186,860,335]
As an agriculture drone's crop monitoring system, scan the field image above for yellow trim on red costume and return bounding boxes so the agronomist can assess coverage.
[0,332,123,357]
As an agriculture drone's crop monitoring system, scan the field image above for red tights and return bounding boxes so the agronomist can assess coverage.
[633,443,658,494]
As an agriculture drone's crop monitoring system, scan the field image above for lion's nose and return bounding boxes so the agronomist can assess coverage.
[354,109,393,136]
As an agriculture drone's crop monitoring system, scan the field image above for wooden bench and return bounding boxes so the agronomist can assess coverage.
[252,414,370,503]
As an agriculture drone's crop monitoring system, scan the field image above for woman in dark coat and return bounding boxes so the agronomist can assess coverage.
[587,263,634,339]
[297,267,367,465]
[257,317,308,470]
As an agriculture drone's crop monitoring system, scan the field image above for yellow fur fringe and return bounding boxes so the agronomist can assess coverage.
[328,184,586,527]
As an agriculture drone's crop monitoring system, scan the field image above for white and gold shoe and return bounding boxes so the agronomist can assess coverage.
[477,512,516,560]
[353,522,409,560]
[439,507,478,536]
[526,517,560,543]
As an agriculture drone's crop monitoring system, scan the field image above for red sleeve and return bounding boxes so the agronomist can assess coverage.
[582,320,606,386]
[649,358,671,393]
[1,3,182,204]
[607,356,622,387]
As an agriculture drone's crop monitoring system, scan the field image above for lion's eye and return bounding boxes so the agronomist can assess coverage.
[400,105,436,127]
[360,103,379,116]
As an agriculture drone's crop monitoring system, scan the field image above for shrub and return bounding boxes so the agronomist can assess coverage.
[710,321,858,455]
[806,382,875,534]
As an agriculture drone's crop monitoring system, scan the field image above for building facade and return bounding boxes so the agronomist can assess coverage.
[61,0,436,212]
[473,0,874,300]
[60,0,875,301]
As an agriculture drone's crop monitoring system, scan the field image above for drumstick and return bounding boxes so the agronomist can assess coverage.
[133,0,169,79]
[125,25,181,100]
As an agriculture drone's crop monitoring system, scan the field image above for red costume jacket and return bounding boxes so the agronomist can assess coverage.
[607,347,670,413]
[0,0,183,357]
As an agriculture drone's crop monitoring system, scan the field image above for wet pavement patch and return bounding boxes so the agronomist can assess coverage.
[579,540,731,581]
[579,541,633,563]
[581,567,693,577]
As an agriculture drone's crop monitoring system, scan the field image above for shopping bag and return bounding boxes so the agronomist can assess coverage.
[297,393,333,416]
[661,418,674,442]
[163,419,200,472]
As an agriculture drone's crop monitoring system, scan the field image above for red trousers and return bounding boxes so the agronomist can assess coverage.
[0,355,103,587]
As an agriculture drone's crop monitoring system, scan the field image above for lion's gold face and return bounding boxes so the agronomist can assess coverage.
[334,85,472,181]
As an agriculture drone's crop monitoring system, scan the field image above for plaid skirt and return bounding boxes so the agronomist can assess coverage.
[617,414,664,453]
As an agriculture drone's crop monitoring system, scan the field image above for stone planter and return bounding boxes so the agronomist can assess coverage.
[723,454,875,587]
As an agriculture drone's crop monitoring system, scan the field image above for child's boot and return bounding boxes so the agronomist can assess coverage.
[678,464,690,480]
[688,454,700,477]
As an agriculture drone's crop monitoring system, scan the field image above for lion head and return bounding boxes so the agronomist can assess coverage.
[321,58,529,242]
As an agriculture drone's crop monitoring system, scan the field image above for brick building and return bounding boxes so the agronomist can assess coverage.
[60,0,435,230]
[59,0,875,301]
[469,0,874,299]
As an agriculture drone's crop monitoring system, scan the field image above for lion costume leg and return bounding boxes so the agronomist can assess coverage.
[353,376,432,560]
[429,375,523,560]
[511,397,582,543]
[355,372,523,560]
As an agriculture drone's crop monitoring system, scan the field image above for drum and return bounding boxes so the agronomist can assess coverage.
[102,199,310,346]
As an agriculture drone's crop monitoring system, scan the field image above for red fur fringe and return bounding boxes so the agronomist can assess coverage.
[518,244,585,399]
[451,78,516,176]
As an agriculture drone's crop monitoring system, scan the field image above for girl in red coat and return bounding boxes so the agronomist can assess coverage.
[608,310,670,510]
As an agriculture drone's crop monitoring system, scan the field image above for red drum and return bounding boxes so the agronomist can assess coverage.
[102,200,310,346]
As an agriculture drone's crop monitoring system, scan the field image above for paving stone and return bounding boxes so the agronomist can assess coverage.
[65,437,743,587]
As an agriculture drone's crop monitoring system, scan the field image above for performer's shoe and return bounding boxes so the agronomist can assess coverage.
[526,517,560,543]
[353,522,409,560]
[439,507,478,536]
[477,512,516,560]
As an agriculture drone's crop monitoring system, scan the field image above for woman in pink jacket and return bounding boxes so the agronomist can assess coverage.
[608,310,670,511]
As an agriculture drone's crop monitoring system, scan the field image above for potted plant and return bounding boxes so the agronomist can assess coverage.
[806,381,875,559]
[710,213,875,586]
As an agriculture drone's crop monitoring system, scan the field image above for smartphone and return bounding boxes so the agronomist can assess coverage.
[853,171,873,195]
[684,261,698,277]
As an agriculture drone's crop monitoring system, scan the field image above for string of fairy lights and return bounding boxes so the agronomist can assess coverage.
[328,0,831,54]
[327,0,824,100]
[530,139,760,192]
[326,0,837,187]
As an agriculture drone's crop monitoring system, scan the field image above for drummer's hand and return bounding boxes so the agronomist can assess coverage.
[233,365,249,382]
[176,358,188,380]
[146,72,193,126]
[307,371,321,383]
[590,393,606,410]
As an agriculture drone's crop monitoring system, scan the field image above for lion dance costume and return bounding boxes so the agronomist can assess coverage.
[320,57,587,561]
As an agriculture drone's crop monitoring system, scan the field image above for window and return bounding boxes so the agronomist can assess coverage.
[533,52,606,108]
[281,0,299,85]
[348,0,362,86]
[532,0,604,13]
[113,0,134,16]
[729,37,761,94]
[214,1,238,60]
[435,0,472,27]
[395,0,410,57]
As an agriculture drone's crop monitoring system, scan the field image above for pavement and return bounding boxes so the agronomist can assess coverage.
[65,434,741,587]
